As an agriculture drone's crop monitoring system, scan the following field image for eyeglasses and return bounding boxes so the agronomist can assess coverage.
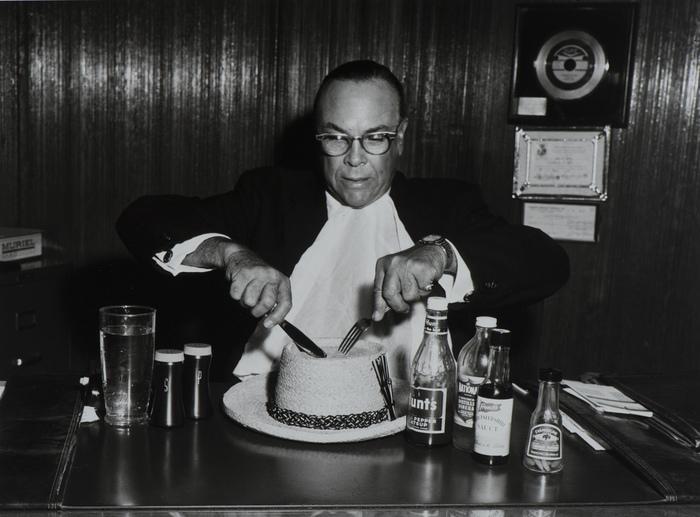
[315,127,400,156]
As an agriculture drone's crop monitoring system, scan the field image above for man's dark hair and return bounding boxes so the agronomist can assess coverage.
[314,60,407,120]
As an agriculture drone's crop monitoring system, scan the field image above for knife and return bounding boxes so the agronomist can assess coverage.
[279,320,327,358]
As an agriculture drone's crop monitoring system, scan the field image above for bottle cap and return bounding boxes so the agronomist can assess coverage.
[155,349,184,363]
[427,296,448,311]
[475,316,497,328]
[539,367,563,382]
[184,343,212,357]
[491,328,511,348]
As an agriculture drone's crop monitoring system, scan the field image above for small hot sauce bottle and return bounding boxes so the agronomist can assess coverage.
[523,368,564,473]
[473,329,514,465]
[405,297,456,447]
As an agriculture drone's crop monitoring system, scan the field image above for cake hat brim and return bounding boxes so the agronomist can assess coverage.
[222,374,408,444]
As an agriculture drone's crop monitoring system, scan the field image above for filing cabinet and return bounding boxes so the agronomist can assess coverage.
[0,259,73,377]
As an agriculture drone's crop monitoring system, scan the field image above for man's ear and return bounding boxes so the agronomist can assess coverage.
[395,118,408,155]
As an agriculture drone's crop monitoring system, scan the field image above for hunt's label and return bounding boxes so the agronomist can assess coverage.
[407,386,447,434]
[526,423,562,460]
[454,374,484,428]
[474,396,513,456]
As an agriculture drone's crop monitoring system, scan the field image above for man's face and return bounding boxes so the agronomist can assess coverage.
[316,79,407,208]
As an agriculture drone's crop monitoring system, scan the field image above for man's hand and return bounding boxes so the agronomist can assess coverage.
[372,244,448,320]
[184,237,292,327]
[222,249,291,328]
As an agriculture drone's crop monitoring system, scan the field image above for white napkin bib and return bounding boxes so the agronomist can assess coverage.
[233,191,427,380]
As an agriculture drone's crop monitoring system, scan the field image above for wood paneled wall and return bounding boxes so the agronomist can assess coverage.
[1,0,698,377]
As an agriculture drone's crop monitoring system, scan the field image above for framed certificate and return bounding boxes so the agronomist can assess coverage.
[513,127,609,202]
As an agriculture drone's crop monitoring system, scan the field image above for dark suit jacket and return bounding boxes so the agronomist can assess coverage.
[116,167,568,378]
[117,167,568,310]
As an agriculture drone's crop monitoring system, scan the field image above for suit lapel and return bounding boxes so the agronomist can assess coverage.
[390,171,431,241]
[279,169,328,275]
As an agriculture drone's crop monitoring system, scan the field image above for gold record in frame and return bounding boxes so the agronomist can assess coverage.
[534,30,608,101]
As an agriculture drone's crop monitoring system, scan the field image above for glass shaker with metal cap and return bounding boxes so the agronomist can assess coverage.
[183,343,212,419]
[150,349,185,428]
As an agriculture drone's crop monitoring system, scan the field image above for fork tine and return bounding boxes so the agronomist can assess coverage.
[338,327,358,353]
[339,326,363,354]
[339,311,388,354]
[337,326,353,352]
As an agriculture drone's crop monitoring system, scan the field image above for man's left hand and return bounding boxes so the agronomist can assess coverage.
[372,244,447,320]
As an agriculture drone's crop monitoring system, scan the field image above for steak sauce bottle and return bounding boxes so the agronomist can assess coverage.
[473,329,513,465]
[406,297,456,447]
[453,316,497,451]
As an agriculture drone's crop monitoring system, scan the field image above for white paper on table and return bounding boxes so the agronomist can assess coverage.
[80,406,100,423]
[561,411,607,451]
[563,379,653,417]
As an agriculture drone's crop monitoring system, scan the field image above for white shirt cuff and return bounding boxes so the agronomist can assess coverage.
[153,233,229,276]
[437,239,474,303]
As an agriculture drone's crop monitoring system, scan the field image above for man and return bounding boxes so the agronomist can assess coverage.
[117,60,568,379]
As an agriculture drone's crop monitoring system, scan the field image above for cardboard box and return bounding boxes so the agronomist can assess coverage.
[0,228,43,262]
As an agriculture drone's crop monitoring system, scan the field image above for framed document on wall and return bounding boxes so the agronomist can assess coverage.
[509,3,637,127]
[513,127,609,202]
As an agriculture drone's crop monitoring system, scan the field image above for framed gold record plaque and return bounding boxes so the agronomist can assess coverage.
[509,3,637,127]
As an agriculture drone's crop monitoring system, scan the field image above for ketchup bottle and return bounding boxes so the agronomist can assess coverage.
[405,297,456,446]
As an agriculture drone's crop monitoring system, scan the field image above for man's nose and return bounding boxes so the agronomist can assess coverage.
[344,138,367,167]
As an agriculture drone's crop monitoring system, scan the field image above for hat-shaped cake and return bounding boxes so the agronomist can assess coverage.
[268,341,390,430]
[222,338,407,443]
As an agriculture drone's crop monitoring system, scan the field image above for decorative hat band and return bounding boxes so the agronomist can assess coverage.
[266,402,389,430]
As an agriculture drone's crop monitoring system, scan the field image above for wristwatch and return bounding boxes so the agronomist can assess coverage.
[417,234,455,274]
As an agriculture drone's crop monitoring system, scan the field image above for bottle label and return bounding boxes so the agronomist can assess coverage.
[407,386,447,434]
[454,375,484,428]
[474,396,513,456]
[423,315,448,335]
[526,423,562,460]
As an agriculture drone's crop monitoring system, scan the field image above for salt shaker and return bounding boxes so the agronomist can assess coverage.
[183,343,212,419]
[150,349,185,428]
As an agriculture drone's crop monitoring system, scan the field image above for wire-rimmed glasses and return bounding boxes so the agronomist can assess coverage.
[315,127,400,156]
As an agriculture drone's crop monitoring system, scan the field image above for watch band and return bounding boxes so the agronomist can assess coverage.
[417,235,455,274]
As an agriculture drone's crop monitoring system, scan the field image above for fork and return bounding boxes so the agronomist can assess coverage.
[338,307,390,355]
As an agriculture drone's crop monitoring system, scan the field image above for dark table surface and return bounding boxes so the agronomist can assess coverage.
[60,383,665,512]
[4,376,700,516]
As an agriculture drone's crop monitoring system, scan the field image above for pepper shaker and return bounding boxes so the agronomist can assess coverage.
[183,343,212,419]
[150,349,185,428]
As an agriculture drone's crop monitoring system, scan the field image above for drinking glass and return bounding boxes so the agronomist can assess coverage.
[99,305,156,427]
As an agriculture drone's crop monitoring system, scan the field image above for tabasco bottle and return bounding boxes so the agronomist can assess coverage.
[453,316,498,451]
[473,329,513,465]
[405,297,456,446]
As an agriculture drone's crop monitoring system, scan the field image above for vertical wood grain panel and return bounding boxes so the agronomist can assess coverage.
[9,0,700,377]
[18,3,73,255]
[0,5,18,226]
[538,0,700,376]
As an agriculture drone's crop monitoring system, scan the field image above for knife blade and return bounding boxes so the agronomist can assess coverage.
[279,320,327,358]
